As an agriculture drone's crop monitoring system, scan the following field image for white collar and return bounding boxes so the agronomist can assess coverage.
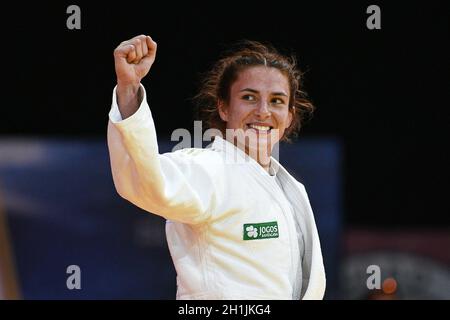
[209,135,282,176]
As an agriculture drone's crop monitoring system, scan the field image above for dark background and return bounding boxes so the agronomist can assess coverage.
[3,0,449,227]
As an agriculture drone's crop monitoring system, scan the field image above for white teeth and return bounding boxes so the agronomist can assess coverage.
[249,124,271,131]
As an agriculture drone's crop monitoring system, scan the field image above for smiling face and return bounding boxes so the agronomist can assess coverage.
[218,66,293,165]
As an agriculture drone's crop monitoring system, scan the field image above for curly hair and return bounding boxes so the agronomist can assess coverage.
[193,40,314,142]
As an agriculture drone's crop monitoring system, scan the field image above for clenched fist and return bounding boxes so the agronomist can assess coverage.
[113,35,157,119]
[114,34,157,86]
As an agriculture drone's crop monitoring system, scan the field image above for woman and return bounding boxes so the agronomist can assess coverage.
[107,35,326,299]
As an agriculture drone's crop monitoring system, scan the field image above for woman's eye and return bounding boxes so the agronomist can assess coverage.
[272,98,285,104]
[242,95,256,101]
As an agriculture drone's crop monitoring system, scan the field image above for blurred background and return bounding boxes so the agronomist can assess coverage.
[1,1,449,299]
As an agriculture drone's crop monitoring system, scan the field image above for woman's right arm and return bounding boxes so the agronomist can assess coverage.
[107,35,219,225]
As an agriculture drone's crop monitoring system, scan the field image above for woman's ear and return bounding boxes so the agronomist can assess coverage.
[218,100,228,122]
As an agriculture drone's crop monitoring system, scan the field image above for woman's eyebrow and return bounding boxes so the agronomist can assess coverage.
[239,88,288,97]
[239,88,259,93]
[272,92,288,97]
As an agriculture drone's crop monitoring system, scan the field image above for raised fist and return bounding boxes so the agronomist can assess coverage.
[113,35,157,86]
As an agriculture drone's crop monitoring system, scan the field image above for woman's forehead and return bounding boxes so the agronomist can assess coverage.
[232,66,289,93]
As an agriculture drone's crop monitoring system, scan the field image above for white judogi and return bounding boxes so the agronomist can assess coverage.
[107,85,326,300]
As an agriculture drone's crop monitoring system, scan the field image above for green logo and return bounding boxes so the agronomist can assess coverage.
[243,221,279,240]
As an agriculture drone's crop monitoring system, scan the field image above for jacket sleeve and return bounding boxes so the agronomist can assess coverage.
[107,84,221,225]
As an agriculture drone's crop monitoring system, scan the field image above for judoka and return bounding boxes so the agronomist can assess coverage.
[107,34,326,300]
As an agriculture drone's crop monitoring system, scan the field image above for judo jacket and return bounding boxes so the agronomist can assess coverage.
[107,85,326,300]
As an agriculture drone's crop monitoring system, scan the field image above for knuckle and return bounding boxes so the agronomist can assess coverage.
[113,47,123,56]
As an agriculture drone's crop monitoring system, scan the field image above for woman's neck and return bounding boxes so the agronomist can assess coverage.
[240,142,272,172]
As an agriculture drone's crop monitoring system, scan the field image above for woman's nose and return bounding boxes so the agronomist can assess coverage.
[255,101,271,118]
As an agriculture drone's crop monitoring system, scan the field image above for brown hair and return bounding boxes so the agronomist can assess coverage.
[193,40,314,142]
